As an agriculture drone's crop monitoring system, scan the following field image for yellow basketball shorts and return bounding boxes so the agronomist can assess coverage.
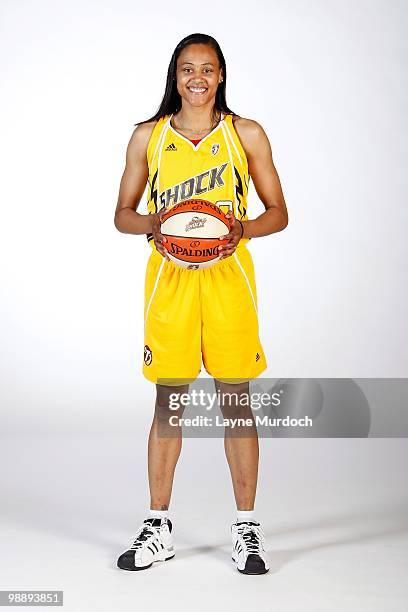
[142,244,267,385]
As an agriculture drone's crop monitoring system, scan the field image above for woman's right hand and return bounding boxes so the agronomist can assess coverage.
[151,206,170,260]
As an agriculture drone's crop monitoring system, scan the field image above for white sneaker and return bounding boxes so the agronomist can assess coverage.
[117,517,175,571]
[231,521,270,574]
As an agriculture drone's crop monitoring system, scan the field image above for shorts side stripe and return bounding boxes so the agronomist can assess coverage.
[144,257,166,327]
[233,251,257,314]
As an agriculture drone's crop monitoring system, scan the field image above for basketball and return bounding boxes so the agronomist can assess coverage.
[160,199,231,269]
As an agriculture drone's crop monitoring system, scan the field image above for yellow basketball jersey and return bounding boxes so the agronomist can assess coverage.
[145,112,250,249]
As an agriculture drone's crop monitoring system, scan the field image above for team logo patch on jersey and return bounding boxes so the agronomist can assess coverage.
[185,216,207,232]
[211,143,220,155]
[165,142,177,151]
[144,345,152,365]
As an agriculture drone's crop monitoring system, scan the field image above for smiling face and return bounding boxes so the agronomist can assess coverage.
[175,43,223,108]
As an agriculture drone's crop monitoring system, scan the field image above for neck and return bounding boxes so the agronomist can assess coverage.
[173,104,221,131]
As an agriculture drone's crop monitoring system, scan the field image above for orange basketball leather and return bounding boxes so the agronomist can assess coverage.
[163,236,229,264]
[160,199,231,266]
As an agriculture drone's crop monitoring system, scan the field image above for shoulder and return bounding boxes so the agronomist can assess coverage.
[230,115,269,157]
[130,120,159,147]
[126,120,159,161]
[231,114,267,141]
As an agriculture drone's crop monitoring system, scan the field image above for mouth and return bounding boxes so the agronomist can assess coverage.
[187,86,208,95]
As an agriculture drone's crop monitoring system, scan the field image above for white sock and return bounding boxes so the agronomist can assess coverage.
[237,509,256,523]
[149,509,169,520]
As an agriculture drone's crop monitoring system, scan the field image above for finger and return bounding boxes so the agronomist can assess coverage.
[219,227,241,242]
[218,228,241,241]
[219,236,239,250]
[221,246,237,255]
[226,212,236,227]
[219,246,237,259]
[154,238,169,253]
[159,206,169,221]
[153,232,167,244]
[155,244,170,260]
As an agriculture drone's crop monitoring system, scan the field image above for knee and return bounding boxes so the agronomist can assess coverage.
[219,403,254,421]
[215,381,253,421]
[155,384,188,420]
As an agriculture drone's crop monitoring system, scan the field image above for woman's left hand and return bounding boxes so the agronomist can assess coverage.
[218,211,244,259]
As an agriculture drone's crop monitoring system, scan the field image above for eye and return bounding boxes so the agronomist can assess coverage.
[183,68,192,72]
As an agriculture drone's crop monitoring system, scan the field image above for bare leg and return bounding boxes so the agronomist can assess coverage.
[148,383,188,510]
[215,380,259,511]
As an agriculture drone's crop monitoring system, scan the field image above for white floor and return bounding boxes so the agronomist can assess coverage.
[1,435,407,611]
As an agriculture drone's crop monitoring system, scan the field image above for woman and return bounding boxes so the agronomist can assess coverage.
[114,33,288,575]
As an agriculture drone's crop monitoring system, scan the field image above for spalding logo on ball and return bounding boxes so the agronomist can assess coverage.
[160,199,231,269]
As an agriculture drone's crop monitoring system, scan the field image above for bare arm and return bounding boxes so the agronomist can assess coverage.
[114,122,155,235]
[114,122,170,259]
[235,118,288,238]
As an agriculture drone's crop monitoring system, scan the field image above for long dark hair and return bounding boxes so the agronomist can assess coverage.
[135,33,236,126]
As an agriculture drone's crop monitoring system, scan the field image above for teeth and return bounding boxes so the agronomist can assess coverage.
[189,87,207,93]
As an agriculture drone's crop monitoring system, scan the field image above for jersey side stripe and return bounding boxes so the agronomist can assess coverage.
[151,118,169,167]
[220,121,238,219]
[156,118,172,209]
[223,117,245,168]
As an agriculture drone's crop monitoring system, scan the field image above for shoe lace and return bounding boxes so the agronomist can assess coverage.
[239,523,265,554]
[129,524,159,550]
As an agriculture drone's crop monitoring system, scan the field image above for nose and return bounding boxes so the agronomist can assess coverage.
[187,66,208,82]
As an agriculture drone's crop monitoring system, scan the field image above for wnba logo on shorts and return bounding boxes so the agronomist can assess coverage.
[144,345,152,366]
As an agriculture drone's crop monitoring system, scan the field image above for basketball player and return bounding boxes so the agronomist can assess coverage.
[114,33,288,574]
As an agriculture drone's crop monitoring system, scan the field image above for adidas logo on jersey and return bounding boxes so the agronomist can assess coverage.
[165,142,177,151]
